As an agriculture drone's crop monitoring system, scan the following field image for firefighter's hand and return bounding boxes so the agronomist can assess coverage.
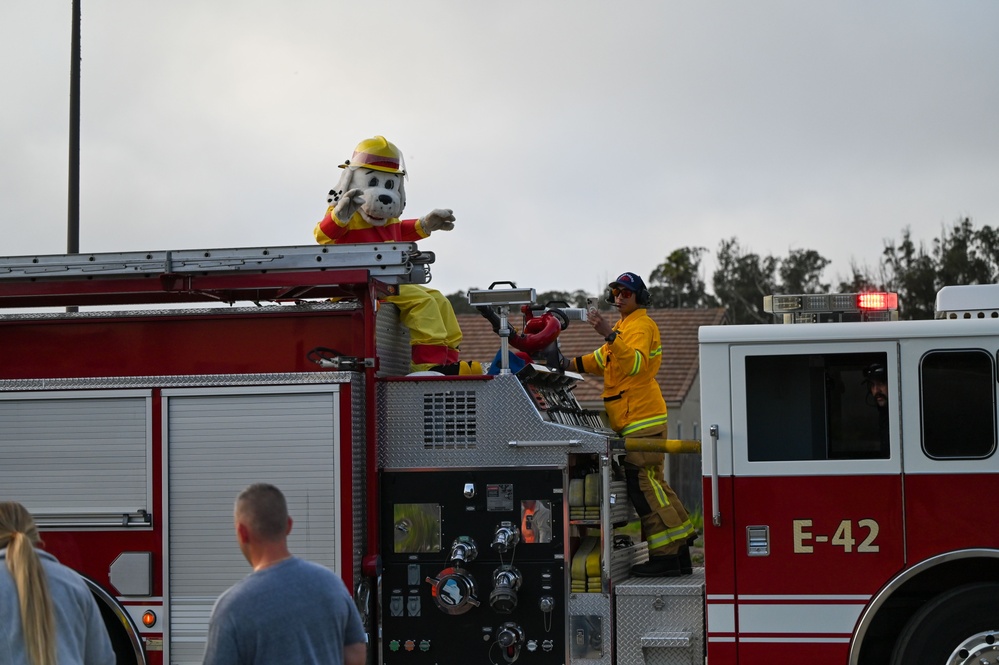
[419,209,456,233]
[588,310,614,338]
[334,188,365,223]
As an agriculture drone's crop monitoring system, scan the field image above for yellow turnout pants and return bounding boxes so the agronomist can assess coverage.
[623,423,695,556]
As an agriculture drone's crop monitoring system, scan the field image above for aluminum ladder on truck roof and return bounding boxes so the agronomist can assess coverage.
[0,244,434,308]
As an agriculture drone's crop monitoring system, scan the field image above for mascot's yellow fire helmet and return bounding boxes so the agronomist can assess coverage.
[340,135,406,175]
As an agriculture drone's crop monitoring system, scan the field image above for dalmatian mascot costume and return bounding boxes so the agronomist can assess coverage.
[314,136,474,374]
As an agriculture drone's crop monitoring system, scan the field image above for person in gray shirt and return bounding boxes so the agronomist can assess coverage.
[203,483,367,665]
[1,501,115,665]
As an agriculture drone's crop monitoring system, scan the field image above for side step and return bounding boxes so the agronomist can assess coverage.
[615,572,705,665]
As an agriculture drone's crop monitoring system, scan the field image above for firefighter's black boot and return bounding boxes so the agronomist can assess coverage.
[631,554,682,578]
[677,534,698,574]
[678,545,693,575]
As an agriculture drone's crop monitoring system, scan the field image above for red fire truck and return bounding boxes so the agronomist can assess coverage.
[701,289,999,664]
[1,244,997,665]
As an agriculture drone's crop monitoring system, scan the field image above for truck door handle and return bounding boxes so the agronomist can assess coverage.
[710,424,721,527]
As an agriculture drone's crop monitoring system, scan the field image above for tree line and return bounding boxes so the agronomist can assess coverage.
[447,217,999,323]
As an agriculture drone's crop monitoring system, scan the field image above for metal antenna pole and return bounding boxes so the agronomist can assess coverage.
[68,0,81,256]
[67,0,82,313]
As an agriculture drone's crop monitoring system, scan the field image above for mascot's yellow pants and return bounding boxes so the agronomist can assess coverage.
[388,284,462,372]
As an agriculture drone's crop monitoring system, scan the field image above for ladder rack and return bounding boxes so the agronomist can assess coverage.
[0,244,434,308]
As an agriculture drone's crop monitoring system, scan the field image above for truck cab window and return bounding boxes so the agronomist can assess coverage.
[746,352,890,461]
[920,350,997,459]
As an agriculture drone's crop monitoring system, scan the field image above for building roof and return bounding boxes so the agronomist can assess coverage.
[457,307,729,405]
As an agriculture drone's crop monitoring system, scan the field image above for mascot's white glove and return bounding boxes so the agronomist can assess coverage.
[419,209,456,234]
[333,188,366,224]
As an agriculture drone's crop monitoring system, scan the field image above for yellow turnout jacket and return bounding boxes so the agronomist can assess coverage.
[578,308,666,436]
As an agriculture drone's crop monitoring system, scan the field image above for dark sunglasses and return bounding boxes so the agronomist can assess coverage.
[611,288,635,299]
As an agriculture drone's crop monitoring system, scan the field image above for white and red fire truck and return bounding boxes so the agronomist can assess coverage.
[1,243,997,665]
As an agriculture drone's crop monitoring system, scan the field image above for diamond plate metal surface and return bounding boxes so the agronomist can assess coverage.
[374,303,410,377]
[0,371,356,392]
[568,593,612,664]
[615,572,705,665]
[377,373,609,468]
[350,375,367,585]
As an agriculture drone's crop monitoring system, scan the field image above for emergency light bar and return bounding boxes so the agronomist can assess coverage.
[764,292,899,324]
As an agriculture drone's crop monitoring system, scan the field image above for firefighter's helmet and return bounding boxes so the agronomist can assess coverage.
[340,135,406,175]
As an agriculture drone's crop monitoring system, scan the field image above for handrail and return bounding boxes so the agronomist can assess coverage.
[601,454,612,593]
[507,440,582,447]
[710,425,721,527]
[33,510,152,529]
[612,437,701,454]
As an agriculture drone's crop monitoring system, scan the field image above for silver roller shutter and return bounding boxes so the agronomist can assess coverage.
[164,385,342,664]
[0,391,150,526]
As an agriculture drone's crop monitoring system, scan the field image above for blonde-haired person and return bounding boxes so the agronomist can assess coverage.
[0,501,115,665]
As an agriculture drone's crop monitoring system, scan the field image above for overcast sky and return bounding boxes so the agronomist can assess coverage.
[3,1,998,299]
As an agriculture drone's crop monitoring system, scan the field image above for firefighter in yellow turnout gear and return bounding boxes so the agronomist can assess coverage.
[564,272,695,577]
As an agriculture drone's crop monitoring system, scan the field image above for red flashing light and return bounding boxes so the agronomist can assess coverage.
[857,292,897,310]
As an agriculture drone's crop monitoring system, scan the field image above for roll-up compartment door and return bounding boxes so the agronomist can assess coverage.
[165,386,342,664]
[0,391,151,526]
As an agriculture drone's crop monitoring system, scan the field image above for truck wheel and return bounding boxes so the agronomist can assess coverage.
[87,581,146,665]
[889,582,999,665]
